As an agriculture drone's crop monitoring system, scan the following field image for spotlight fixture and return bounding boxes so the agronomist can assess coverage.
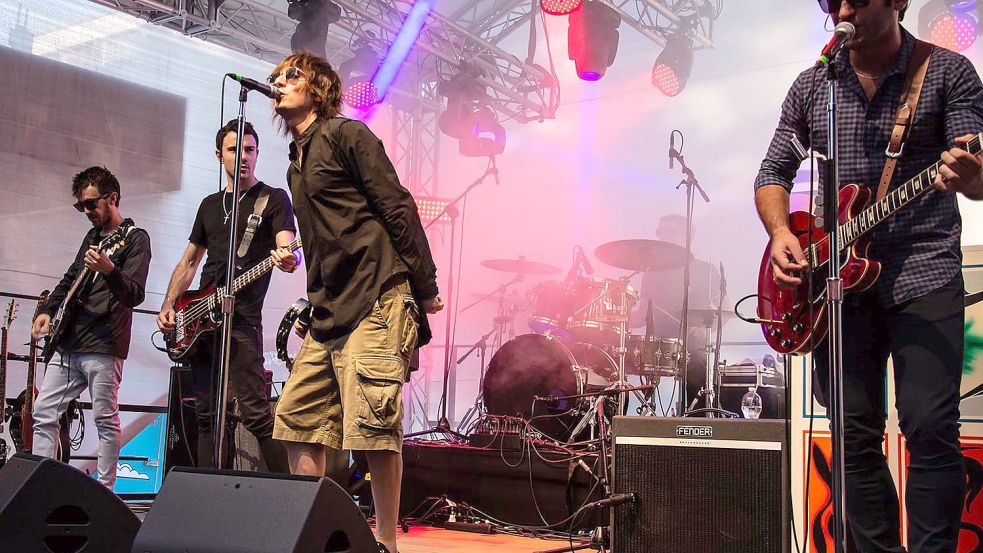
[438,65,507,157]
[339,44,381,109]
[541,0,582,16]
[652,32,693,97]
[286,0,342,58]
[567,1,622,81]
[459,107,506,157]
[918,0,978,52]
[415,197,454,224]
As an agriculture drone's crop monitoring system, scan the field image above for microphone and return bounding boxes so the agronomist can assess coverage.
[489,157,501,185]
[585,492,637,510]
[669,132,676,170]
[579,247,593,275]
[227,73,282,100]
[816,22,856,67]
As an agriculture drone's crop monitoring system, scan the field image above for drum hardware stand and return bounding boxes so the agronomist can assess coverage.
[455,290,520,433]
[686,262,729,417]
[408,158,498,442]
[668,129,711,417]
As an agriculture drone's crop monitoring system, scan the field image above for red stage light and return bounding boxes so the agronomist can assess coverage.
[652,63,681,96]
[929,13,977,51]
[342,80,380,109]
[541,0,582,16]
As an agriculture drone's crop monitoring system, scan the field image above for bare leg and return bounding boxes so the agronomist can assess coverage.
[284,441,326,476]
[365,450,402,553]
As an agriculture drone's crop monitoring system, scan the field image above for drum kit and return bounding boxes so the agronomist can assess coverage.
[464,239,733,443]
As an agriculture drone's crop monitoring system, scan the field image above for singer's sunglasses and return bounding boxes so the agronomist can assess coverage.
[73,193,111,213]
[266,66,306,85]
[817,0,872,13]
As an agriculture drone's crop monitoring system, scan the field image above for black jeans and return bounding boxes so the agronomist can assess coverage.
[815,275,966,553]
[190,327,287,473]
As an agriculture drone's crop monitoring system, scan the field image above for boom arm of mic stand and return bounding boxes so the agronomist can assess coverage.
[424,166,497,231]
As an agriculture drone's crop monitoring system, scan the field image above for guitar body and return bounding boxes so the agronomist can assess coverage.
[165,284,220,361]
[758,184,881,354]
[7,388,35,452]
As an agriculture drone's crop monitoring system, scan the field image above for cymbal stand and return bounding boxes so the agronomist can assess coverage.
[669,129,711,416]
[455,286,520,433]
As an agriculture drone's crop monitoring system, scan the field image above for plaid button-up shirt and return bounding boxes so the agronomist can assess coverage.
[755,28,983,307]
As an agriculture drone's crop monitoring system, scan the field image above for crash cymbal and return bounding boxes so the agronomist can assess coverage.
[594,239,692,272]
[679,308,736,325]
[481,257,561,275]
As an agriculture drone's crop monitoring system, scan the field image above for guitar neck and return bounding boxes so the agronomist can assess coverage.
[216,237,302,298]
[839,134,983,247]
[1,328,7,408]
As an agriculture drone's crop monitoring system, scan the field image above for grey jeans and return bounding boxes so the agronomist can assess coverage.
[32,353,123,489]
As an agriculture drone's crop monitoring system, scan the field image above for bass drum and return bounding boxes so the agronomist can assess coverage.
[482,334,615,441]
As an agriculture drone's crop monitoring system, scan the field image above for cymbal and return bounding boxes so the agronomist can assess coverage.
[481,257,561,275]
[679,308,736,325]
[594,239,692,272]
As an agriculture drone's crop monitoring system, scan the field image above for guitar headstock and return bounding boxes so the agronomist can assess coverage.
[2,299,16,330]
[32,290,50,329]
[97,224,131,258]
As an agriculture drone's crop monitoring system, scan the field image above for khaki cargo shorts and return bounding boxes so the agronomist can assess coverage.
[273,276,419,452]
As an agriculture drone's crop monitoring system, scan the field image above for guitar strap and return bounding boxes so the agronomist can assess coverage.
[876,40,934,202]
[236,187,271,259]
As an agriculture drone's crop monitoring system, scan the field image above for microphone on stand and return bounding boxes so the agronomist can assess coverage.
[815,22,856,67]
[669,133,676,170]
[579,247,593,275]
[226,73,282,100]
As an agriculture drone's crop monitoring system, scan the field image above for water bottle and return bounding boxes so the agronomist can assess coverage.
[741,387,763,419]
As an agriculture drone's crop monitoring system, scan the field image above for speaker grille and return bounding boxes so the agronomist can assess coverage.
[611,418,787,553]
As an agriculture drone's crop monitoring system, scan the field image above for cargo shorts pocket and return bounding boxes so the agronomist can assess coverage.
[353,354,406,433]
[397,295,420,359]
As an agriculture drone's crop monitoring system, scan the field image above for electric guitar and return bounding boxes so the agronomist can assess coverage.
[42,223,133,364]
[758,133,983,354]
[8,290,48,453]
[164,236,302,361]
[0,298,18,467]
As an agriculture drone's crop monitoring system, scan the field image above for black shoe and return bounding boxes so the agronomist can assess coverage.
[377,542,391,553]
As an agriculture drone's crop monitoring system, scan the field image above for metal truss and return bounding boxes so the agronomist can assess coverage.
[389,103,440,195]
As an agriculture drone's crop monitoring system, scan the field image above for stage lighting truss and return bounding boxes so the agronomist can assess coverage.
[918,0,979,52]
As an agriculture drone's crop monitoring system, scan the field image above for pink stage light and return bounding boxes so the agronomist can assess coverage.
[929,13,977,51]
[651,63,681,97]
[541,0,582,16]
[342,79,381,109]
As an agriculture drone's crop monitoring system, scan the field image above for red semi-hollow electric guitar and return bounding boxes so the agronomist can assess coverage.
[758,133,983,354]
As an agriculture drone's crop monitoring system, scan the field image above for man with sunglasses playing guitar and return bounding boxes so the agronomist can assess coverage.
[31,166,152,489]
[755,1,983,550]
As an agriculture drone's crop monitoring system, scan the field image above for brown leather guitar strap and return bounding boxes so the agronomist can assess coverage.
[876,40,934,202]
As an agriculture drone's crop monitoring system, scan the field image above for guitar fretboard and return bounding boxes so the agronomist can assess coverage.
[806,133,982,265]
[201,237,303,313]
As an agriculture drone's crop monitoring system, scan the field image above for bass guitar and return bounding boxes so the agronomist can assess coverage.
[42,223,133,364]
[0,298,17,467]
[165,236,303,361]
[758,133,983,354]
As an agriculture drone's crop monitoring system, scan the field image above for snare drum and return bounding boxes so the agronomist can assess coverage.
[527,280,575,340]
[625,335,686,377]
[566,276,639,344]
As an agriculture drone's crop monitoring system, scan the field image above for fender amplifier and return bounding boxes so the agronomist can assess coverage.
[611,416,788,553]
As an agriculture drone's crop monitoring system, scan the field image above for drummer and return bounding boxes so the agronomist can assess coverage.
[629,214,721,342]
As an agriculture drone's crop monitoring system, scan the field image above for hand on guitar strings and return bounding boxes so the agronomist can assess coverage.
[769,228,809,288]
[31,313,51,342]
[156,306,176,332]
[84,245,115,275]
[935,134,983,200]
[270,246,299,273]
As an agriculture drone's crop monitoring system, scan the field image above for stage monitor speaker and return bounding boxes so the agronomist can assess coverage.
[0,452,140,553]
[131,467,378,553]
[611,416,788,553]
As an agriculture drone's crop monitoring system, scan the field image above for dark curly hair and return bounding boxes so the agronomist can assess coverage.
[215,119,259,151]
[271,51,343,122]
[71,166,120,206]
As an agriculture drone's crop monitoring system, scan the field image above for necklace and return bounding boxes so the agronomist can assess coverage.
[854,70,885,80]
[222,189,249,224]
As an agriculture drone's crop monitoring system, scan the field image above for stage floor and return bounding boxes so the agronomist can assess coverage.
[395,525,569,553]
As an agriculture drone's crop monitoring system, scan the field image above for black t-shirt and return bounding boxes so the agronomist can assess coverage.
[189,182,296,330]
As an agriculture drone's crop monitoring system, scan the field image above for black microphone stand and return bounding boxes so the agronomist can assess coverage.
[669,133,710,417]
[406,158,498,442]
[212,83,251,467]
